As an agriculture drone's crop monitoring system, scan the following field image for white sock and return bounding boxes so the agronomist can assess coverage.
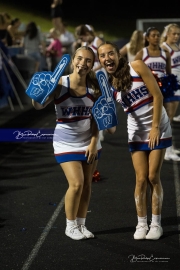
[66,219,77,229]
[151,214,161,226]
[137,215,147,226]
[76,217,86,226]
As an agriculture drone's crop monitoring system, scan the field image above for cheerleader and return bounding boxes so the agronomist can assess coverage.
[73,24,107,142]
[32,46,102,240]
[97,41,172,240]
[135,27,180,161]
[119,30,144,62]
[160,24,180,159]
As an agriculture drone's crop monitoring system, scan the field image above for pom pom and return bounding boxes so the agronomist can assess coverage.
[152,72,179,98]
[92,170,101,182]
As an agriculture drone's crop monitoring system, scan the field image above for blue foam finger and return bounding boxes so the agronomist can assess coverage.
[25,54,71,104]
[92,70,118,130]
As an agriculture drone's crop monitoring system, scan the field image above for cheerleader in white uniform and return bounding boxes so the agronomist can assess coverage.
[135,27,180,161]
[161,24,180,108]
[160,24,180,158]
[32,46,103,240]
[97,41,172,241]
[119,30,144,62]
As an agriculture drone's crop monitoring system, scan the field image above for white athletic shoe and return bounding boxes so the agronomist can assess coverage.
[65,225,86,240]
[172,148,180,155]
[164,152,180,161]
[134,224,149,240]
[173,115,180,122]
[79,225,94,238]
[172,145,180,155]
[146,224,163,240]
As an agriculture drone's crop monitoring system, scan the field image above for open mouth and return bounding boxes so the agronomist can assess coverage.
[106,62,114,67]
[77,65,87,71]
[105,62,115,71]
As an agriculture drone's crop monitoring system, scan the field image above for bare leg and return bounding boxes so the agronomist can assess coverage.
[145,149,165,240]
[164,101,179,122]
[131,151,149,240]
[77,160,98,217]
[131,151,149,217]
[60,161,84,220]
[148,149,165,215]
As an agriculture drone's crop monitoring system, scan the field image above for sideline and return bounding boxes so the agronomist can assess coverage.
[21,196,65,270]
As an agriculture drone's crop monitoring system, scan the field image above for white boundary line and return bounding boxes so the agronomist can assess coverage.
[21,196,65,270]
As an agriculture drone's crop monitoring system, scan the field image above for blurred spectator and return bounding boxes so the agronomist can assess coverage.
[59,21,75,55]
[73,24,104,72]
[46,28,63,71]
[22,21,46,72]
[2,12,11,27]
[0,40,16,108]
[0,13,9,45]
[7,18,24,46]
[51,0,64,34]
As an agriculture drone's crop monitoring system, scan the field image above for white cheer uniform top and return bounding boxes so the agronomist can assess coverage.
[111,63,172,152]
[142,47,167,78]
[53,75,102,163]
[162,42,180,100]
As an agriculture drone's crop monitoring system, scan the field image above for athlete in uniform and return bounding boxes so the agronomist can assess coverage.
[160,24,180,155]
[134,27,180,161]
[97,41,172,241]
[32,46,103,240]
[119,30,144,62]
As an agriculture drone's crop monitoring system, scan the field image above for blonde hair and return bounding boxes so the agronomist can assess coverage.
[49,27,60,38]
[160,23,180,44]
[129,30,144,55]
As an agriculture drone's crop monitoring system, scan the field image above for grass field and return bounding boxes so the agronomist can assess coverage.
[0,3,136,41]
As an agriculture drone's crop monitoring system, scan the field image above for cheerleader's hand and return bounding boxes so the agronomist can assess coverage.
[85,144,98,164]
[25,54,70,104]
[148,127,160,149]
[92,70,118,131]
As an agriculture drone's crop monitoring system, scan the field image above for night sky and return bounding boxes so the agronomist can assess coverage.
[4,0,180,39]
[6,0,180,21]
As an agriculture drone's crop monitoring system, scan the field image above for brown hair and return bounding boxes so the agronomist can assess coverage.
[75,24,95,39]
[72,46,101,99]
[97,41,132,92]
